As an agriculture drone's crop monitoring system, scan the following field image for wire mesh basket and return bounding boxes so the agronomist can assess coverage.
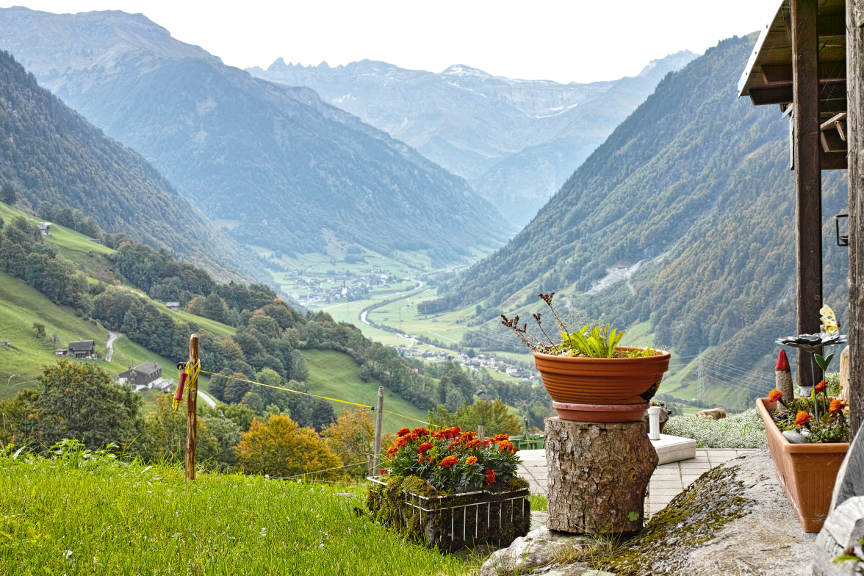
[366,476,530,551]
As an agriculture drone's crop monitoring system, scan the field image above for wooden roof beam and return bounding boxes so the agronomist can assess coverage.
[748,82,847,105]
[761,62,846,84]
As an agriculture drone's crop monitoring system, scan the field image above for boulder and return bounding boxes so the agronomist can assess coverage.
[696,407,727,420]
[481,452,814,576]
[478,525,589,576]
[812,496,864,576]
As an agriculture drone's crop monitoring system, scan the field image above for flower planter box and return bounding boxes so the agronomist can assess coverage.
[366,476,530,551]
[756,398,849,532]
[533,347,671,422]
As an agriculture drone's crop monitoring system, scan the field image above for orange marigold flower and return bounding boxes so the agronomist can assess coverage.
[485,469,496,485]
[465,456,478,466]
[438,455,459,468]
[498,441,517,454]
[412,427,432,438]
[396,427,411,437]
[385,447,398,459]
[395,435,411,448]
[418,455,425,465]
[815,380,827,393]
[492,433,510,443]
[768,389,783,403]
[794,410,812,427]
[436,426,461,440]
[417,442,433,454]
[830,399,847,413]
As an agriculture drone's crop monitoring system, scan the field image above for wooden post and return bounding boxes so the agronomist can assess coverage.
[792,0,823,389]
[371,386,384,475]
[185,334,199,482]
[848,0,864,436]
[477,424,485,439]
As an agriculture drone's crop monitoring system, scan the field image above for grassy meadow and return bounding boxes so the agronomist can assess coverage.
[0,451,479,576]
[301,349,430,434]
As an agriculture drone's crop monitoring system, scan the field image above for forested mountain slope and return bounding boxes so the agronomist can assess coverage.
[251,53,696,225]
[0,7,508,265]
[0,50,249,279]
[438,34,849,404]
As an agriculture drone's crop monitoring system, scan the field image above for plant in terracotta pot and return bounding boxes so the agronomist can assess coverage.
[501,292,670,422]
[758,305,850,533]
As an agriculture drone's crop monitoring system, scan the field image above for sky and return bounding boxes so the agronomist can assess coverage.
[0,0,782,83]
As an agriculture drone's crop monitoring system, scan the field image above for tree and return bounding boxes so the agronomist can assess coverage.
[235,413,343,479]
[1,182,17,205]
[321,409,374,477]
[429,399,522,437]
[136,395,220,467]
[6,361,143,450]
[32,322,45,339]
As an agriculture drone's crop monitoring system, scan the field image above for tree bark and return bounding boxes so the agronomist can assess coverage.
[849,0,864,437]
[545,417,657,535]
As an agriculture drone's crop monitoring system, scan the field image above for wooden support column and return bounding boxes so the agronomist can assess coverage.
[792,0,823,389]
[848,0,864,436]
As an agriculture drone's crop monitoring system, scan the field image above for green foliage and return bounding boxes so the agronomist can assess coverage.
[663,410,766,449]
[557,324,624,358]
[0,451,475,575]
[0,181,16,204]
[770,393,849,444]
[0,361,142,451]
[429,399,522,437]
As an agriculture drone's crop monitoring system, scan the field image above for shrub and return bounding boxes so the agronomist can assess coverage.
[664,409,766,449]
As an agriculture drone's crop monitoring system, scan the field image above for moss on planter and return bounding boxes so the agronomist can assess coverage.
[366,475,530,552]
[592,464,752,575]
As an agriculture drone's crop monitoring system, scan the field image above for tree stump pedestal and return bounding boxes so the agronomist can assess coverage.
[545,417,657,534]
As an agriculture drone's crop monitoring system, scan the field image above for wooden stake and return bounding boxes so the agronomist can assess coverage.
[371,386,384,476]
[185,333,199,482]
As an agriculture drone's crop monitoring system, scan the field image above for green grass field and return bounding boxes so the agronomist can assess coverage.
[0,452,477,576]
[301,349,430,434]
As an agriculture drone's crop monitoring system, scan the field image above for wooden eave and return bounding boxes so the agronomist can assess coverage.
[738,0,848,169]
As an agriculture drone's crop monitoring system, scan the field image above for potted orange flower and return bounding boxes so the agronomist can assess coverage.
[501,292,670,422]
[366,426,529,550]
[759,306,850,532]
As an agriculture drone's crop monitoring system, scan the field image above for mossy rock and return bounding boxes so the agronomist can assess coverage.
[593,465,751,575]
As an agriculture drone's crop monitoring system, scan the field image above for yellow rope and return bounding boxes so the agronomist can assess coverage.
[197,369,433,427]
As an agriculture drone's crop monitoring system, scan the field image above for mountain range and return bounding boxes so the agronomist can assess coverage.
[0,49,249,280]
[435,34,849,408]
[0,7,508,266]
[250,52,697,226]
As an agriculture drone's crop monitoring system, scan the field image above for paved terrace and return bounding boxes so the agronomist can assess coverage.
[517,448,761,517]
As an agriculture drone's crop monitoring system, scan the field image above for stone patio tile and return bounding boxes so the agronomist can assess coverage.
[648,489,682,498]
[650,480,684,490]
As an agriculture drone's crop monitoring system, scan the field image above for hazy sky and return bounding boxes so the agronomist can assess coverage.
[0,0,781,83]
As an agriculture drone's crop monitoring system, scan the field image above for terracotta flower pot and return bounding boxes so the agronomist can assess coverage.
[756,398,849,533]
[533,347,671,422]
